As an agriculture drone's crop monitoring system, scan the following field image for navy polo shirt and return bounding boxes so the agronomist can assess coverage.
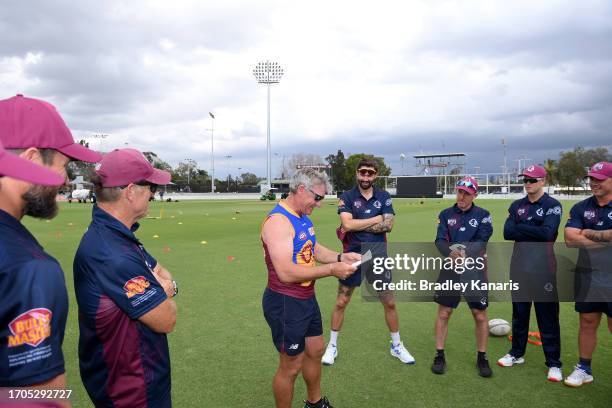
[504,193,562,242]
[73,205,171,408]
[0,209,68,386]
[338,186,395,252]
[435,204,493,260]
[565,196,612,285]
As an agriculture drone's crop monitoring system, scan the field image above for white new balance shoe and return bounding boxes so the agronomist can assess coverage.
[497,354,525,367]
[390,342,415,364]
[564,366,593,387]
[547,367,563,382]
[321,344,337,366]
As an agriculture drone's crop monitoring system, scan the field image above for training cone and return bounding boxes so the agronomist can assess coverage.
[227,256,235,262]
[153,234,159,239]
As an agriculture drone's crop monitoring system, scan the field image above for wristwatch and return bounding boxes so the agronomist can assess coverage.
[171,280,178,297]
[337,253,342,262]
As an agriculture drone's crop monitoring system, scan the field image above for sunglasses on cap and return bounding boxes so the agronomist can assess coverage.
[456,179,476,189]
[307,188,325,202]
[522,178,541,184]
[120,181,158,193]
[358,169,377,177]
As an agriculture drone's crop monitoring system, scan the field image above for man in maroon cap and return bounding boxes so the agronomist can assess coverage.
[73,148,177,408]
[564,161,612,387]
[0,94,101,402]
[498,165,564,382]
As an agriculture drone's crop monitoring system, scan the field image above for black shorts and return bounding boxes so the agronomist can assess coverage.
[341,242,391,289]
[262,288,323,356]
[433,271,488,310]
[574,302,612,317]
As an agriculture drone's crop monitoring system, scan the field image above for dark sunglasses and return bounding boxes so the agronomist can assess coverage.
[456,180,476,189]
[121,181,158,193]
[358,169,377,177]
[307,188,325,202]
[522,178,541,184]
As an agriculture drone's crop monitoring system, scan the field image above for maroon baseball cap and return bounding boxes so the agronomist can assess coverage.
[96,148,171,187]
[587,162,612,180]
[0,139,66,185]
[519,165,547,179]
[456,176,479,195]
[0,94,102,163]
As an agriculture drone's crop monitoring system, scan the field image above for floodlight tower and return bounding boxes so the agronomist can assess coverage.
[253,61,283,190]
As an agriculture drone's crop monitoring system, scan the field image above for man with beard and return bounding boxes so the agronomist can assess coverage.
[563,162,612,387]
[0,95,101,399]
[321,157,415,366]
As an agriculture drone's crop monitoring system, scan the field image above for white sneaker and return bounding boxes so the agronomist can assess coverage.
[390,342,415,364]
[321,344,337,365]
[564,366,593,387]
[497,354,525,367]
[547,367,563,382]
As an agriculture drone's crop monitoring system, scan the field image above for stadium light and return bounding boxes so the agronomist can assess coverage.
[253,60,283,190]
[209,112,215,193]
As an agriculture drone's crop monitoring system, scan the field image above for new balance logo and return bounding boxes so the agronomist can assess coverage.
[288,344,299,350]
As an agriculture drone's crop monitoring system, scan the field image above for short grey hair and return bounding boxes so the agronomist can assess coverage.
[90,173,122,203]
[289,168,331,194]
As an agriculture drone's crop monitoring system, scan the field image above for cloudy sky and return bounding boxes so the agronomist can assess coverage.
[1,0,611,178]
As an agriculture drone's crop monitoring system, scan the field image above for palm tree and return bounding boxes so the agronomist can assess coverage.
[543,159,557,194]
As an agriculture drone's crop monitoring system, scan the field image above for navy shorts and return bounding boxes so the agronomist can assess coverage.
[574,302,612,317]
[262,288,323,356]
[433,272,488,310]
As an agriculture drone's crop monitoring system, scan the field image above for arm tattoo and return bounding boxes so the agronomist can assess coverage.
[585,229,612,242]
[364,214,394,234]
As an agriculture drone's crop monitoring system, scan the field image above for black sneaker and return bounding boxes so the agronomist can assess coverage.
[431,354,446,374]
[477,356,493,377]
[304,396,334,408]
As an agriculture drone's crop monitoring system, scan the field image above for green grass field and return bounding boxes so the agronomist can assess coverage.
[23,198,611,408]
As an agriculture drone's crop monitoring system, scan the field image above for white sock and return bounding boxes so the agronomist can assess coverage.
[391,332,401,346]
[330,330,339,347]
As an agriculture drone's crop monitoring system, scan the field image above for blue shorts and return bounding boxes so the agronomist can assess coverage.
[574,302,612,317]
[262,288,323,356]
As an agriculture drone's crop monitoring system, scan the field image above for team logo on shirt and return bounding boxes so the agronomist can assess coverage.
[373,200,382,209]
[608,211,612,221]
[583,210,596,220]
[546,206,562,216]
[536,208,544,217]
[297,240,314,265]
[354,201,362,209]
[518,208,526,216]
[447,218,457,227]
[308,227,315,236]
[7,308,52,348]
[299,232,307,241]
[469,218,478,228]
[124,276,151,298]
[385,199,392,207]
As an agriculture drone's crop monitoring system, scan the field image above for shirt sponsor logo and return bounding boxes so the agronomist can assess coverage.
[385,198,392,207]
[546,206,562,216]
[354,201,362,209]
[481,216,492,224]
[308,227,315,236]
[583,210,596,220]
[299,232,307,241]
[373,200,382,209]
[447,218,457,227]
[536,208,544,217]
[288,344,299,350]
[124,276,151,298]
[469,218,478,228]
[518,208,526,216]
[8,308,52,348]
